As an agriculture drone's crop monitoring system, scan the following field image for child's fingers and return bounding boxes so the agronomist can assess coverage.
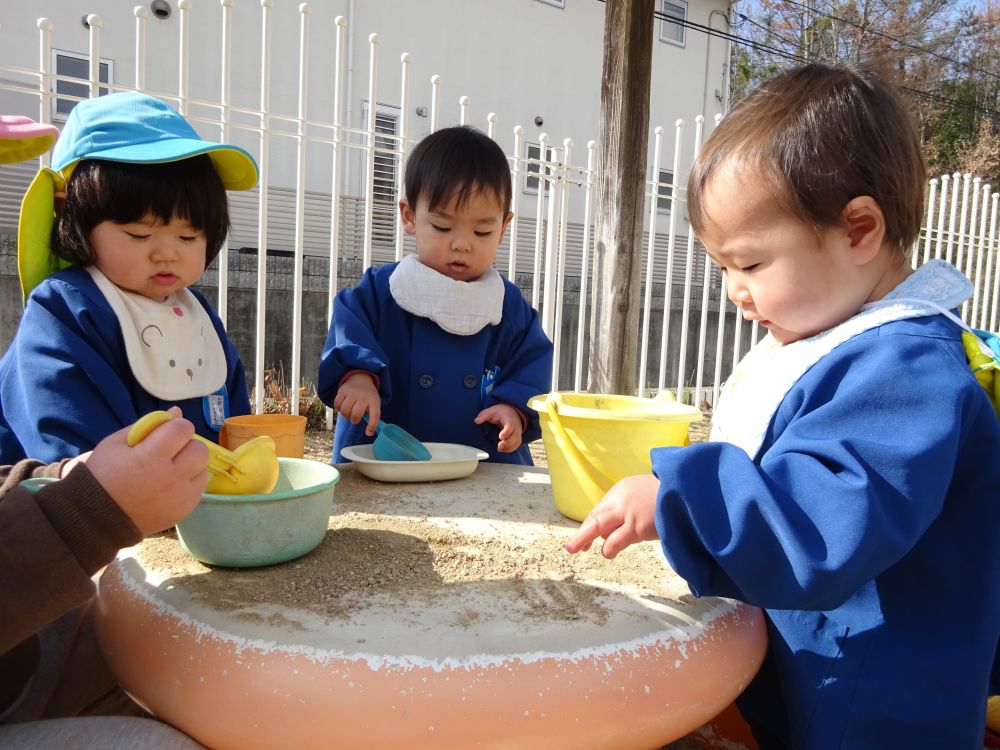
[564,513,610,554]
[366,401,381,434]
[344,401,362,423]
[173,438,211,482]
[496,434,522,453]
[598,528,632,560]
[127,413,197,460]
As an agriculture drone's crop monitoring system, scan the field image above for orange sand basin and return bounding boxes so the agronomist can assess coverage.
[95,463,766,750]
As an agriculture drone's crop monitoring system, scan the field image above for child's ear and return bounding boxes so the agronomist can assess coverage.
[842,196,885,264]
[498,210,514,241]
[398,200,417,236]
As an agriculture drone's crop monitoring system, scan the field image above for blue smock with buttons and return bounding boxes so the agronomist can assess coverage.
[317,262,553,464]
[0,267,251,464]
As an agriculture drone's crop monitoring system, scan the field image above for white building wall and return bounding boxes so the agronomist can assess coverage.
[0,0,728,182]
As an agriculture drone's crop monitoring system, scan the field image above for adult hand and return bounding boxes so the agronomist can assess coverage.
[74,406,209,534]
[564,473,661,559]
[334,372,381,436]
[474,403,523,453]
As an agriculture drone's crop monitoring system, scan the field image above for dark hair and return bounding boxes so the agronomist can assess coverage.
[52,154,232,267]
[687,62,925,254]
[403,126,512,215]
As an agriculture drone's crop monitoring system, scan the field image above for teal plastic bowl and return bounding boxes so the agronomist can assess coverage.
[176,458,340,568]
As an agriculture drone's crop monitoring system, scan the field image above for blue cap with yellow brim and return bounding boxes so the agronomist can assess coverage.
[18,91,259,302]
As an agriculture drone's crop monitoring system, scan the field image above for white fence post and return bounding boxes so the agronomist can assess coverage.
[530,132,548,310]
[177,1,189,114]
[920,177,937,266]
[674,115,705,402]
[361,33,379,272]
[509,125,524,281]
[324,14,347,430]
[657,119,684,392]
[87,15,102,99]
[253,0,273,414]
[638,125,663,396]
[394,52,411,262]
[573,140,597,392]
[216,0,234,328]
[133,7,147,92]
[290,2,312,417]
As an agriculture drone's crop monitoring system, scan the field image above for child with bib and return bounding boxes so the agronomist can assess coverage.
[566,63,1000,749]
[0,92,258,463]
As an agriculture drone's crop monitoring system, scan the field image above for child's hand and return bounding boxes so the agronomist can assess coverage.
[334,372,381,436]
[474,403,523,453]
[564,474,661,559]
[70,406,209,534]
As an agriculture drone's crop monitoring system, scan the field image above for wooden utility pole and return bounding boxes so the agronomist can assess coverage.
[587,0,655,395]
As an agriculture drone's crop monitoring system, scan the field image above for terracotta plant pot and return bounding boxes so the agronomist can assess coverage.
[222,413,308,458]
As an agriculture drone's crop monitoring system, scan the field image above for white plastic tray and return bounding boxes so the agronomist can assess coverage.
[341,443,489,482]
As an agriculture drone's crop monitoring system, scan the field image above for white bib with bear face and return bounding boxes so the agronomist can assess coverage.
[86,266,227,401]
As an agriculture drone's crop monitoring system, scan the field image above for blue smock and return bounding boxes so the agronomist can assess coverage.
[317,262,553,464]
[0,267,250,463]
[652,314,1000,748]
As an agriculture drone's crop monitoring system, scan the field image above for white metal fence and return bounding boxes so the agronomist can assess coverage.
[1,4,998,422]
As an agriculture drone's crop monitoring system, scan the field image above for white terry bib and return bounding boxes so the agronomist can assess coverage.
[389,254,505,336]
[710,260,973,460]
[87,266,226,401]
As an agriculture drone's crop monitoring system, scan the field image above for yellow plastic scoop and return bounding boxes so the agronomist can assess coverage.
[127,411,280,495]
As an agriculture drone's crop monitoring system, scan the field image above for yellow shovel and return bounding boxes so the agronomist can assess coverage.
[127,411,280,495]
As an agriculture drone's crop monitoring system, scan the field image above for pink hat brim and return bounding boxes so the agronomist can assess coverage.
[0,115,59,164]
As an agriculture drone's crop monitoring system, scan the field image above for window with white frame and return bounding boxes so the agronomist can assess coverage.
[52,50,113,121]
[361,101,400,244]
[659,0,687,46]
[656,168,674,213]
[535,0,565,7]
[523,142,554,195]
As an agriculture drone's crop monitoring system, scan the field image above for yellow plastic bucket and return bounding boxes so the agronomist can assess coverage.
[222,414,308,458]
[527,391,702,522]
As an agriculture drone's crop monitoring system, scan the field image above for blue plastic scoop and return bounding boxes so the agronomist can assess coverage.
[362,414,432,462]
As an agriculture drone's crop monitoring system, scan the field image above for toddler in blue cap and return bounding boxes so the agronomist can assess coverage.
[0,92,258,463]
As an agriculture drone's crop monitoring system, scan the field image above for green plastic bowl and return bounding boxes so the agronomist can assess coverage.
[175,458,340,568]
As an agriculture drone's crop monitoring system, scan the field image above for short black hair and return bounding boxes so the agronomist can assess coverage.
[688,62,925,255]
[53,154,232,268]
[403,126,512,215]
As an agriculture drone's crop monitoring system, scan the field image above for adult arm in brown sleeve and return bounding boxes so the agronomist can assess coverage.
[0,459,140,655]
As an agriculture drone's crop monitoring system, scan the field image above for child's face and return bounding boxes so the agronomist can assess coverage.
[88,214,207,301]
[399,188,512,282]
[699,164,877,345]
